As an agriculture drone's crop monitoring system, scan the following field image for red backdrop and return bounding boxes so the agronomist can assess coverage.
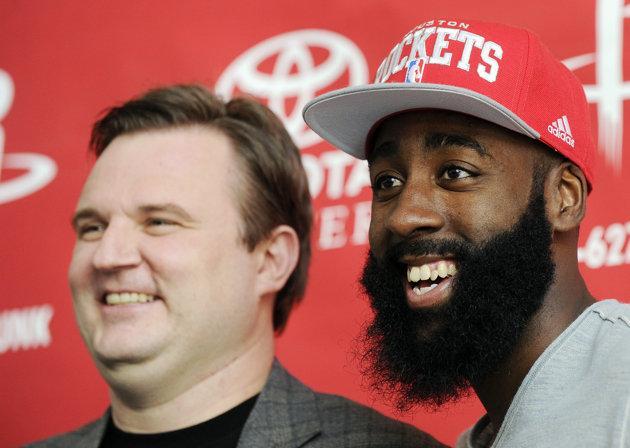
[1,1,629,446]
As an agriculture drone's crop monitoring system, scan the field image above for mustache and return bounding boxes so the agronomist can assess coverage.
[382,237,474,266]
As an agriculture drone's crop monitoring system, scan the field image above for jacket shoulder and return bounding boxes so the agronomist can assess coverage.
[313,391,447,448]
[24,415,107,448]
[240,360,446,448]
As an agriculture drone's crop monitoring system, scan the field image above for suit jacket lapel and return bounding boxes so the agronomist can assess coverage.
[237,359,322,448]
[58,410,108,448]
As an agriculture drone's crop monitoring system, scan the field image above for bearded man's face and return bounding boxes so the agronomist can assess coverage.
[363,111,555,408]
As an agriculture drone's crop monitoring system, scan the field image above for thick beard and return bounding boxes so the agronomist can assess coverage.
[359,183,555,410]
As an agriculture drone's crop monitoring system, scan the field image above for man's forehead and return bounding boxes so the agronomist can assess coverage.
[369,109,534,162]
[78,126,238,207]
[374,110,497,140]
[88,127,234,178]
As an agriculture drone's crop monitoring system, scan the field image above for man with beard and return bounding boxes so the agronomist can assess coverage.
[304,19,630,448]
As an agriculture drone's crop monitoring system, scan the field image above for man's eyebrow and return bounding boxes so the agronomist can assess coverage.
[368,141,399,166]
[425,133,489,156]
[138,203,194,221]
[368,132,489,166]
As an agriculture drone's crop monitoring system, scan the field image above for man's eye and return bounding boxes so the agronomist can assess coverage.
[147,218,172,226]
[77,223,105,239]
[374,175,403,191]
[146,217,177,228]
[441,165,473,180]
[145,217,179,234]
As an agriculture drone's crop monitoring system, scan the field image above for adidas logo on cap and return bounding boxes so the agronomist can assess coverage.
[547,115,575,148]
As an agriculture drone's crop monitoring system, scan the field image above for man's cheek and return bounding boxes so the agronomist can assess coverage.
[368,219,387,254]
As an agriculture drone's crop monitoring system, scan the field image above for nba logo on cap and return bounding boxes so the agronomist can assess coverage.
[405,58,427,84]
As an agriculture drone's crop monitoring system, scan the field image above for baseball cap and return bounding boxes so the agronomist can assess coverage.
[303,19,595,188]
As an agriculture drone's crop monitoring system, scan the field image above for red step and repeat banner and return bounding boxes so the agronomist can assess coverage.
[1,1,629,446]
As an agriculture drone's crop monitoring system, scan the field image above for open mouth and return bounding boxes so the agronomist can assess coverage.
[406,260,457,297]
[101,292,158,306]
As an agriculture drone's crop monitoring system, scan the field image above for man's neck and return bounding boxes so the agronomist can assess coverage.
[107,334,274,434]
[473,273,595,432]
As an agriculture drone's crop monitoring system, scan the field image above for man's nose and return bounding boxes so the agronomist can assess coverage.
[92,222,141,271]
[385,180,446,239]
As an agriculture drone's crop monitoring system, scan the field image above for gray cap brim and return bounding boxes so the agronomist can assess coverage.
[303,83,540,159]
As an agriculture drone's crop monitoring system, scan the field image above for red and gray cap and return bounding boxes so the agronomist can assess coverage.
[303,19,595,188]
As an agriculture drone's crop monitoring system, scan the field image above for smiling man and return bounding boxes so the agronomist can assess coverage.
[27,85,444,448]
[304,19,630,448]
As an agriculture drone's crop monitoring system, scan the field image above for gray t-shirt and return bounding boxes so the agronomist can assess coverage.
[457,299,630,448]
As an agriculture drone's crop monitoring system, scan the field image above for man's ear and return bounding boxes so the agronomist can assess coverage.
[546,162,587,232]
[255,225,300,299]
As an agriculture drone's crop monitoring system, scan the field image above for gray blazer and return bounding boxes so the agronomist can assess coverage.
[25,359,446,447]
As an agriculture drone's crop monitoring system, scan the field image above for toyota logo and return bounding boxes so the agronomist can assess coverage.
[216,29,368,149]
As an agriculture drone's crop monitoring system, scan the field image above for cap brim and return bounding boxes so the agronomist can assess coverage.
[303,83,540,159]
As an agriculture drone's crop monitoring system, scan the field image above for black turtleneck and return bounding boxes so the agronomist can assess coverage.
[99,394,259,448]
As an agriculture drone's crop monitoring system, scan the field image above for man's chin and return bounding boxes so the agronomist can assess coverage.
[89,337,164,371]
[93,351,152,374]
[362,318,472,410]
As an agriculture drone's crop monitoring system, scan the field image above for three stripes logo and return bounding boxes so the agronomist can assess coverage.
[547,115,575,148]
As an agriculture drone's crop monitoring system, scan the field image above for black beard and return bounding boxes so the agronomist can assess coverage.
[359,182,555,410]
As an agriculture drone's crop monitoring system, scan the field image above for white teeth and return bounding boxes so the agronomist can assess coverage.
[105,292,155,305]
[412,283,439,297]
[437,261,448,278]
[407,261,457,284]
[419,265,431,281]
[408,266,421,283]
